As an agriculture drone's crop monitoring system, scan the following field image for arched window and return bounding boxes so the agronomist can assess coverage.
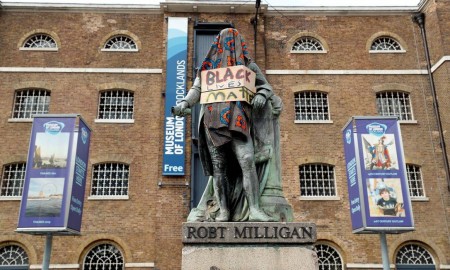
[299,164,336,197]
[1,163,26,197]
[0,244,29,269]
[103,35,137,51]
[294,91,330,122]
[376,91,413,121]
[91,163,130,198]
[22,33,57,49]
[314,244,343,270]
[396,244,435,269]
[291,36,324,52]
[12,89,51,119]
[371,36,402,51]
[97,90,134,120]
[83,243,124,270]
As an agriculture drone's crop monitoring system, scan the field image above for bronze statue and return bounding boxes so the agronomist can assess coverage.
[173,28,292,222]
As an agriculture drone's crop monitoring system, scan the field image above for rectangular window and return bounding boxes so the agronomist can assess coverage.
[376,92,413,121]
[1,163,26,197]
[98,90,134,120]
[13,89,50,119]
[406,164,426,198]
[91,163,129,198]
[294,92,330,122]
[299,164,336,197]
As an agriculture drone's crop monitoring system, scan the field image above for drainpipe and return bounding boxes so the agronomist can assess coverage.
[252,0,261,62]
[413,13,450,191]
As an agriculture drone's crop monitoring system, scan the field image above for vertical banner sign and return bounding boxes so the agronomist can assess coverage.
[162,17,188,176]
[67,118,91,232]
[342,117,414,233]
[17,115,91,234]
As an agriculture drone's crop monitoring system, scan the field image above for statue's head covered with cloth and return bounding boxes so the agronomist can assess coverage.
[200,28,251,73]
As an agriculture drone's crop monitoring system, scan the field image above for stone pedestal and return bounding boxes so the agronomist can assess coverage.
[182,245,317,270]
[182,222,318,270]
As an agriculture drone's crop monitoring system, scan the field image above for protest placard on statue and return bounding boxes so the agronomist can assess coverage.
[200,66,256,104]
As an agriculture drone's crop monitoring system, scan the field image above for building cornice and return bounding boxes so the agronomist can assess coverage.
[265,6,418,16]
[161,1,267,14]
[0,2,162,14]
[0,1,425,15]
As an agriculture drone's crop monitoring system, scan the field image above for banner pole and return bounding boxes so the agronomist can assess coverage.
[42,234,53,270]
[380,232,390,270]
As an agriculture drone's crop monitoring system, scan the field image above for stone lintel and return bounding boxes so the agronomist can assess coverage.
[182,222,316,244]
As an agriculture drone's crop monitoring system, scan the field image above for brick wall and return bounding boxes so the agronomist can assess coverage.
[0,3,449,270]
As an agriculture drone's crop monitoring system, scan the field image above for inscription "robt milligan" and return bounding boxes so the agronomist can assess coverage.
[182,222,316,244]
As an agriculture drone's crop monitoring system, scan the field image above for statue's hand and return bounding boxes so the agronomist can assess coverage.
[252,94,266,110]
[171,101,191,116]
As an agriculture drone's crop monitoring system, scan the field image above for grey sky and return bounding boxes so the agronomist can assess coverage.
[2,0,422,6]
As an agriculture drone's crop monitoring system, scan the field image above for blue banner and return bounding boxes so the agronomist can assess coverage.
[67,118,91,232]
[343,117,414,233]
[162,17,188,176]
[343,120,364,231]
[17,115,91,234]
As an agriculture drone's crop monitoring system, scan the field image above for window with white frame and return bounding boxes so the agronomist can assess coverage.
[294,91,330,122]
[406,164,426,198]
[299,164,336,197]
[103,35,137,51]
[21,34,57,49]
[0,244,29,267]
[12,89,50,119]
[376,91,413,121]
[395,244,435,266]
[291,36,324,52]
[97,90,134,120]
[314,244,343,270]
[371,36,402,51]
[91,163,129,197]
[83,243,124,270]
[1,163,26,197]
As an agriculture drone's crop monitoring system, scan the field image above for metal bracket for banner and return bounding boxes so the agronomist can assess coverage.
[158,179,190,187]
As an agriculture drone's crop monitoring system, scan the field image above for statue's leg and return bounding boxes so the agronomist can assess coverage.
[232,137,273,222]
[206,136,230,222]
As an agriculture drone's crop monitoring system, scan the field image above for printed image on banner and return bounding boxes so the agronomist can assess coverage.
[366,178,406,218]
[25,177,64,217]
[33,125,70,169]
[361,133,399,171]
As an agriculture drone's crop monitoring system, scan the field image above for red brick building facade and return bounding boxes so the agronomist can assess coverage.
[0,0,449,269]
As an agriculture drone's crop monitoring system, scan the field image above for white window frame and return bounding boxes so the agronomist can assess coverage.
[0,244,29,267]
[315,244,344,270]
[0,163,26,200]
[376,91,416,123]
[20,34,58,51]
[406,164,428,200]
[102,35,138,52]
[395,244,435,265]
[299,164,339,200]
[9,89,51,122]
[95,90,135,124]
[369,36,405,54]
[294,91,333,124]
[89,163,130,200]
[83,243,124,270]
[291,36,327,54]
